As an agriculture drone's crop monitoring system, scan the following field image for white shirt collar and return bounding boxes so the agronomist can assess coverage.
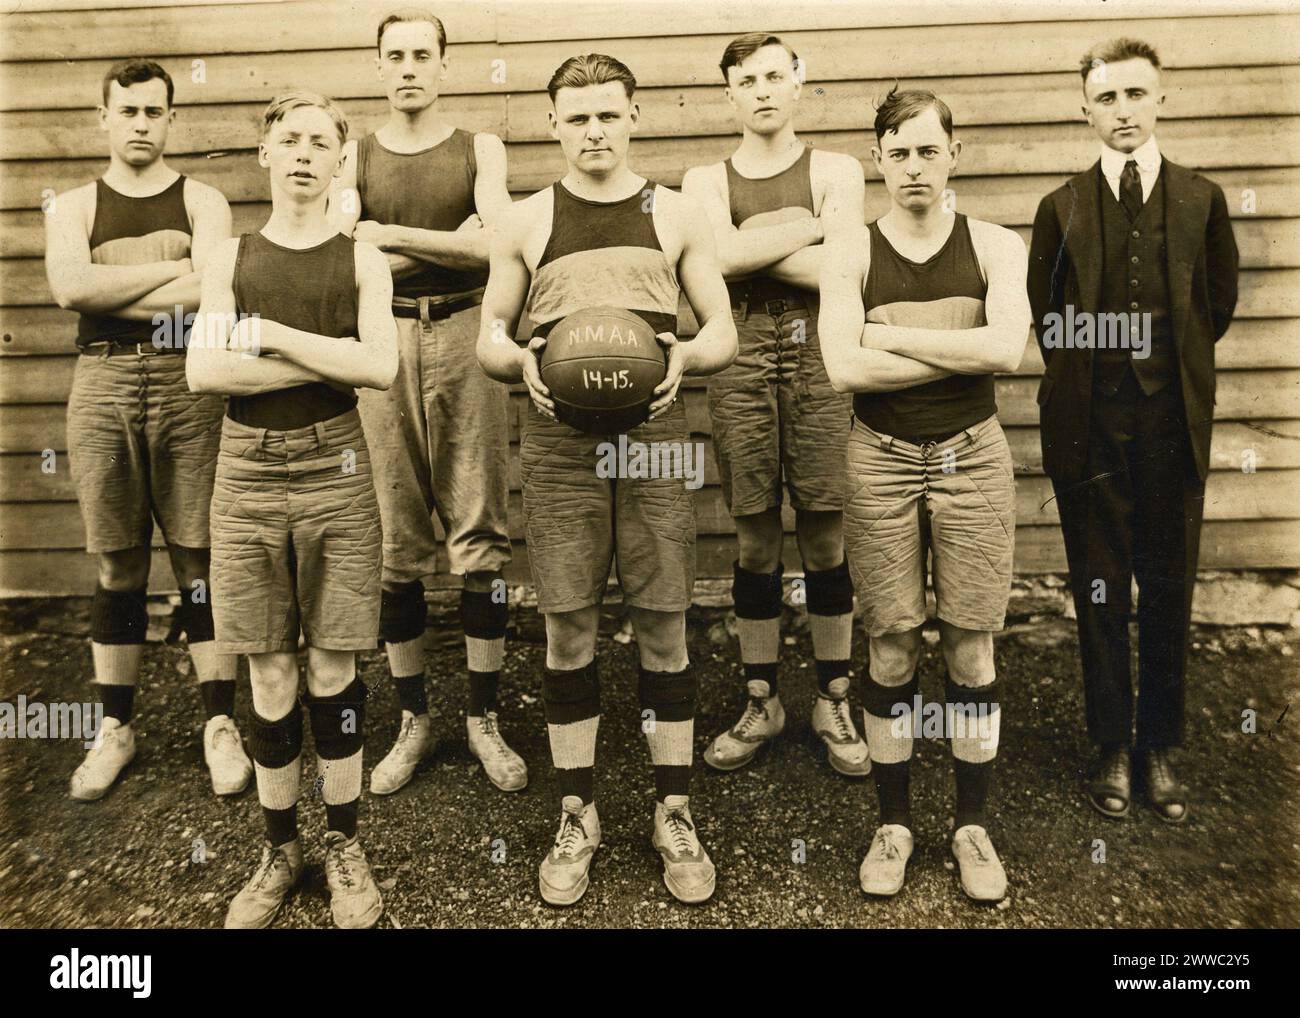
[1100,134,1161,179]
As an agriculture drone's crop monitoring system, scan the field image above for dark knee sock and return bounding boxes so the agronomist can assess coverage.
[200,681,237,720]
[733,561,783,698]
[393,674,428,717]
[461,587,509,716]
[638,665,697,802]
[804,560,854,698]
[860,670,920,829]
[308,677,367,840]
[249,705,303,848]
[542,661,600,805]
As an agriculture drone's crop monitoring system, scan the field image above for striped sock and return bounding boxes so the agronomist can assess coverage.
[199,679,236,720]
[639,664,697,802]
[542,660,600,805]
[381,579,427,716]
[733,562,783,698]
[805,560,854,697]
[250,704,303,848]
[946,672,1001,829]
[308,677,367,840]
[462,588,508,717]
[860,668,919,829]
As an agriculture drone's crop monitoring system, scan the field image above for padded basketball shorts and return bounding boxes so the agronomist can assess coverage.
[844,413,1016,637]
[356,304,512,584]
[520,399,696,615]
[210,408,382,655]
[708,300,851,517]
[66,351,224,553]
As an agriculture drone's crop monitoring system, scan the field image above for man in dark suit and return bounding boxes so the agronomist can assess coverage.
[1028,38,1238,824]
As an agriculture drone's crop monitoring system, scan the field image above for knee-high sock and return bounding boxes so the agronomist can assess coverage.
[805,560,854,698]
[946,672,1001,830]
[250,704,303,848]
[308,677,367,840]
[542,661,600,805]
[461,587,508,716]
[860,667,919,829]
[90,585,147,722]
[181,599,238,719]
[380,580,427,716]
[639,665,697,801]
[733,561,783,698]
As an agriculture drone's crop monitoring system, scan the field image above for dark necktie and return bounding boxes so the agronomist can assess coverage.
[1120,159,1143,220]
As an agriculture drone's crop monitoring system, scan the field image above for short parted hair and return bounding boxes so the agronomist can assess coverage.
[102,58,174,108]
[873,85,953,142]
[718,32,799,84]
[546,53,636,104]
[377,7,447,57]
[260,91,348,147]
[1079,37,1161,86]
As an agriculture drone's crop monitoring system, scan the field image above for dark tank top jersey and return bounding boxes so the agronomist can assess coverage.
[227,232,360,431]
[356,128,487,298]
[724,145,815,304]
[526,179,679,340]
[76,175,192,349]
[855,214,994,444]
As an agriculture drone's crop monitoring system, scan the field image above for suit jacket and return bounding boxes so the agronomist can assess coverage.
[1027,159,1239,485]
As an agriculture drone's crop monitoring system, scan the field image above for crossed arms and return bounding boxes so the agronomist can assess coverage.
[818,219,1031,394]
[328,133,512,280]
[44,178,232,322]
[186,236,397,396]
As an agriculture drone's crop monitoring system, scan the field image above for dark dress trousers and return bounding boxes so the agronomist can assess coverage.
[1028,158,1238,749]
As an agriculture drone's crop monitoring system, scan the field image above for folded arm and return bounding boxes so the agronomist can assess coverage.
[186,238,333,396]
[818,232,951,394]
[861,222,1030,375]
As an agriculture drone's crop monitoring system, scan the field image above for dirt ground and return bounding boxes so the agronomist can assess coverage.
[1,597,1297,929]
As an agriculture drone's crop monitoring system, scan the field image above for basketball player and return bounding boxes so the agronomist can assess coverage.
[44,59,252,802]
[328,7,524,796]
[819,88,1031,902]
[682,33,869,777]
[476,54,736,905]
[188,92,398,929]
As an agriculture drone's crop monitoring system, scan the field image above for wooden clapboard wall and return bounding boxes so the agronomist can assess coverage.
[0,0,1297,595]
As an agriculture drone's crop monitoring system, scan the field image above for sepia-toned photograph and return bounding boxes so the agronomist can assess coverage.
[0,0,1295,970]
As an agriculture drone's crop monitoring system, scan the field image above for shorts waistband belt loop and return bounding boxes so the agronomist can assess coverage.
[418,296,432,328]
[312,420,330,450]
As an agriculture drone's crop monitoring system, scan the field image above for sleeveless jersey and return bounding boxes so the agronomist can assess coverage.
[76,175,192,348]
[228,232,360,430]
[724,145,815,304]
[356,128,487,298]
[526,179,679,340]
[854,213,995,444]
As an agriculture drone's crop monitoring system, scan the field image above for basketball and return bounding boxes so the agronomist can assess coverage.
[539,306,668,434]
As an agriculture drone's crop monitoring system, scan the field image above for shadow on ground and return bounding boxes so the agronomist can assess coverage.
[1,599,1297,929]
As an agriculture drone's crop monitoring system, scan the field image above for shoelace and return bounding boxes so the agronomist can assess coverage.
[872,831,901,862]
[554,812,587,857]
[392,715,418,755]
[823,696,854,741]
[250,846,289,892]
[212,720,241,753]
[962,830,990,864]
[1148,753,1176,786]
[663,808,696,855]
[476,713,513,759]
[734,696,770,737]
[328,841,358,890]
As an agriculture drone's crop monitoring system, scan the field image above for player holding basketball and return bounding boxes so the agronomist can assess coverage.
[682,33,869,777]
[819,88,1031,902]
[188,91,398,928]
[328,8,524,797]
[476,54,736,906]
[44,58,252,802]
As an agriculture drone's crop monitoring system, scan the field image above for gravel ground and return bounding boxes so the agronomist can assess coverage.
[1,598,1298,929]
